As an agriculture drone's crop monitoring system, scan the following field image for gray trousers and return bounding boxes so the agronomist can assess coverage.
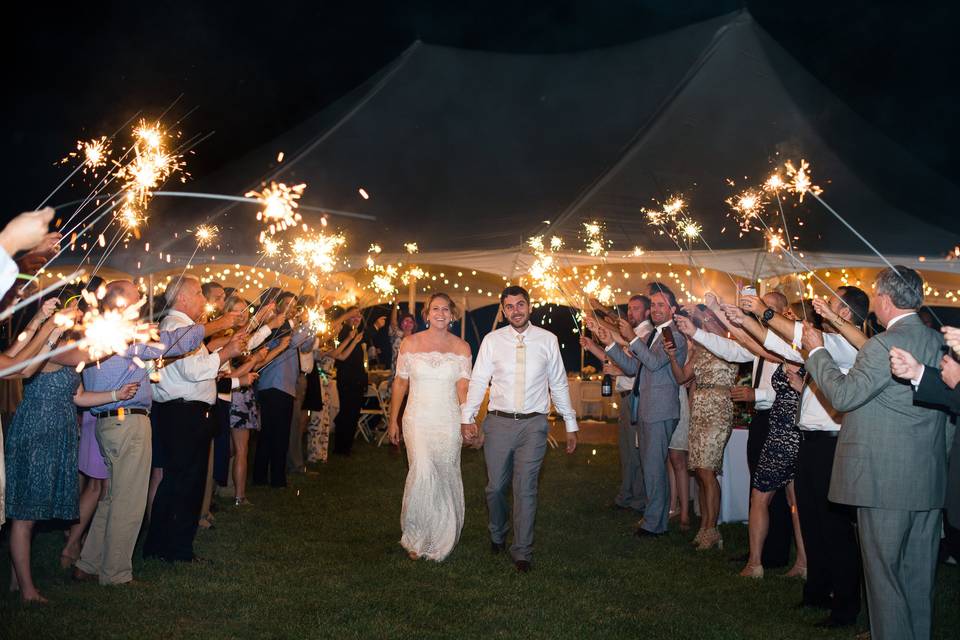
[638,419,677,534]
[287,374,307,472]
[616,396,646,511]
[482,414,549,562]
[857,507,941,640]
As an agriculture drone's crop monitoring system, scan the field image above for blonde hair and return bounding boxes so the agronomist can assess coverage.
[421,292,460,322]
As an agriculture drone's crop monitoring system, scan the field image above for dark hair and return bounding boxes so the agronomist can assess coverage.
[422,292,460,322]
[500,285,530,305]
[276,291,296,307]
[837,285,870,325]
[629,294,651,312]
[201,281,224,299]
[875,266,924,311]
[646,282,677,308]
[398,312,416,325]
[297,294,316,308]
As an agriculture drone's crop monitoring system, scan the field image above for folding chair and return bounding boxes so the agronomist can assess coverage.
[355,383,382,442]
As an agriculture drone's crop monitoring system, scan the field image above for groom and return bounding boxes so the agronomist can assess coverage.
[461,286,578,573]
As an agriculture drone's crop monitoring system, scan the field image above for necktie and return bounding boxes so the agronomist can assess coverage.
[629,330,657,425]
[753,357,765,389]
[515,334,526,412]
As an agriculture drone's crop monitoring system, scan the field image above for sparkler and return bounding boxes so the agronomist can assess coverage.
[246,181,306,232]
[784,159,822,202]
[194,224,219,248]
[61,137,112,174]
[581,221,611,258]
[725,188,766,235]
[404,242,419,255]
[291,231,347,274]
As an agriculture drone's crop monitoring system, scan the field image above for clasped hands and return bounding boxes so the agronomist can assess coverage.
[460,422,483,448]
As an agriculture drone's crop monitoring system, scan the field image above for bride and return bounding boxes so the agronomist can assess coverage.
[387,292,472,561]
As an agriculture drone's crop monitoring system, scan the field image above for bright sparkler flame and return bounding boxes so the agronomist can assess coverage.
[726,188,766,233]
[260,237,281,258]
[246,181,306,230]
[368,243,382,254]
[194,224,218,248]
[550,236,563,251]
[58,290,160,365]
[291,232,346,273]
[784,159,822,202]
[305,306,329,334]
[681,219,702,239]
[631,246,645,257]
[527,235,545,253]
[404,242,419,254]
[117,203,145,232]
[767,229,786,252]
[134,120,163,150]
[581,221,610,257]
[763,173,785,192]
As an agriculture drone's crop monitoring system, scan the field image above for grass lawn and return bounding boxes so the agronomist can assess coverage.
[2,442,958,639]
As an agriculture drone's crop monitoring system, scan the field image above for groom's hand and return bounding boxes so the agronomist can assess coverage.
[566,432,577,455]
[460,422,478,445]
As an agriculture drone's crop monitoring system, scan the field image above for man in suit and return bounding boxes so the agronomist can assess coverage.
[593,282,687,536]
[803,266,950,640]
[890,342,960,567]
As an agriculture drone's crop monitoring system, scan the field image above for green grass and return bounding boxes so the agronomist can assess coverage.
[2,443,958,639]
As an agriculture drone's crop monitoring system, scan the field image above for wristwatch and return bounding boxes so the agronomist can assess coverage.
[761,308,775,324]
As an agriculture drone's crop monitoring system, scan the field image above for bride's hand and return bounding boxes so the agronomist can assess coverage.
[460,422,478,446]
[388,421,402,446]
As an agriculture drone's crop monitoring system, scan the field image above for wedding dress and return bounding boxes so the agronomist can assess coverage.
[396,351,471,561]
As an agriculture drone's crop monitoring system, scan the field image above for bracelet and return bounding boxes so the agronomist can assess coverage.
[111,390,118,402]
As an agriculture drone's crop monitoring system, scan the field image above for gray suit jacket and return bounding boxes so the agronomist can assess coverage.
[807,313,949,511]
[605,322,686,424]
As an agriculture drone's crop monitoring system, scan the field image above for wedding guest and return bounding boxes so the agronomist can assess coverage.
[803,266,948,640]
[389,302,417,382]
[61,411,109,569]
[666,305,737,551]
[332,309,367,455]
[253,292,315,487]
[6,319,135,602]
[288,295,319,475]
[0,207,59,297]
[594,283,686,537]
[73,279,240,584]
[581,294,653,515]
[306,352,339,463]
[143,277,247,563]
[680,292,795,568]
[737,287,868,625]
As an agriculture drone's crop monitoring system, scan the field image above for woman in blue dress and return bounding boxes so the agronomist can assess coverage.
[6,344,137,603]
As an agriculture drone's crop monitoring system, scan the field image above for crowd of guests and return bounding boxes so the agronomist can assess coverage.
[580,272,958,639]
[0,206,957,640]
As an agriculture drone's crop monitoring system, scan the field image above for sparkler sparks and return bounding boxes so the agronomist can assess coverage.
[62,136,112,173]
[784,159,822,202]
[680,219,703,240]
[260,237,282,258]
[305,306,329,334]
[194,224,218,248]
[246,181,306,231]
[581,221,610,258]
[55,289,160,367]
[725,188,766,234]
[291,232,346,273]
[767,229,786,253]
[404,242,419,255]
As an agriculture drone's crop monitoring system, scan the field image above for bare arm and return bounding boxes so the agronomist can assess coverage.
[812,298,868,350]
[74,381,139,407]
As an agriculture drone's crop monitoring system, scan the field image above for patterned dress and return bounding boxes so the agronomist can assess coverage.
[307,356,339,463]
[687,348,738,472]
[230,387,260,430]
[4,367,82,521]
[753,364,803,492]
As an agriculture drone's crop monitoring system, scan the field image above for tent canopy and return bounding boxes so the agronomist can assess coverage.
[76,10,958,306]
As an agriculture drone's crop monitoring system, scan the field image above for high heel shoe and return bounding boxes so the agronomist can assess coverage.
[739,564,764,579]
[696,528,723,551]
[690,528,706,546]
[784,564,807,580]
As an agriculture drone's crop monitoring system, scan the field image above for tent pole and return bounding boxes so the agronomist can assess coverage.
[460,295,467,339]
[491,306,502,333]
[148,274,154,322]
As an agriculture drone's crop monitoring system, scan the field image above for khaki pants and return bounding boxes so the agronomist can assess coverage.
[76,413,151,584]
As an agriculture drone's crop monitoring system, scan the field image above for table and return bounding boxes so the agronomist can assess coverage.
[566,376,619,421]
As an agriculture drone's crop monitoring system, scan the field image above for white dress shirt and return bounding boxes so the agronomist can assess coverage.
[153,310,221,405]
[299,337,320,373]
[764,323,858,431]
[0,248,18,299]
[462,323,579,432]
[615,319,653,392]
[691,328,776,410]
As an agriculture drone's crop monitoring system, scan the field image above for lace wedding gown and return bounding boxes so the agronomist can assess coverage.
[396,351,471,561]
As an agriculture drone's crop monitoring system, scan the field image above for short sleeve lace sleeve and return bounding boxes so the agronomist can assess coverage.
[396,352,411,379]
[458,355,472,381]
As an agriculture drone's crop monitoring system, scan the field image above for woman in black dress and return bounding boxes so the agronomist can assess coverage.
[740,362,808,579]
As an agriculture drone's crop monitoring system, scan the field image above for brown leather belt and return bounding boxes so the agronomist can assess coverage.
[489,410,544,421]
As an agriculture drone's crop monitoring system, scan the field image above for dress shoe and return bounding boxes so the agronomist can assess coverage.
[490,542,506,555]
[634,528,664,538]
[515,560,531,573]
[739,564,764,579]
[71,568,97,583]
[814,616,855,629]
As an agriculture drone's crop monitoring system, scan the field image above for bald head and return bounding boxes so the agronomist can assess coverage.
[101,280,140,311]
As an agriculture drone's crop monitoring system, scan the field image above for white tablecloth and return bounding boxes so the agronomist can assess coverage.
[692,427,750,524]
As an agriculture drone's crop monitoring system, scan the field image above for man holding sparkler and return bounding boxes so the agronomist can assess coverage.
[591,283,686,537]
[802,266,949,640]
[143,277,248,563]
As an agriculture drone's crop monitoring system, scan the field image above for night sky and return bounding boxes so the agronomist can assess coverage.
[3,1,958,225]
